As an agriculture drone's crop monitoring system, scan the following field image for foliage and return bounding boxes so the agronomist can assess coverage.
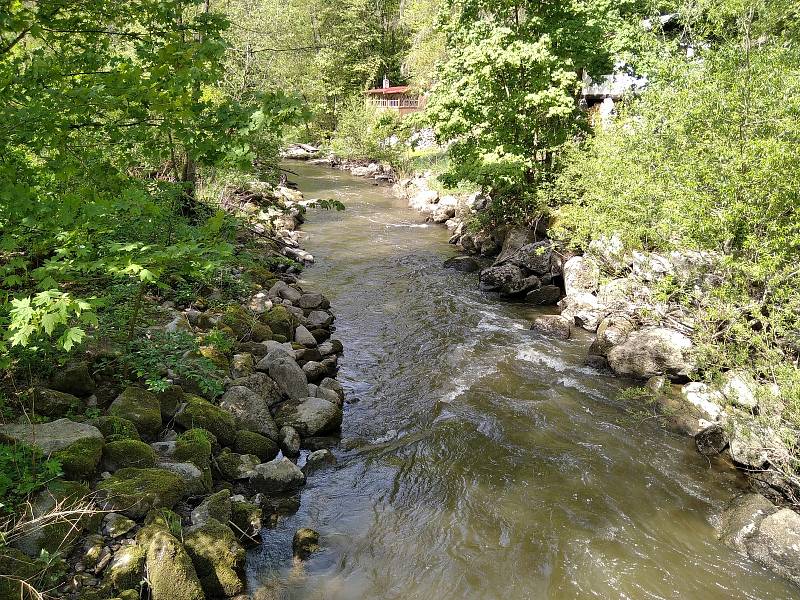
[0,444,62,515]
[127,332,225,399]
[424,0,645,224]
[329,97,408,163]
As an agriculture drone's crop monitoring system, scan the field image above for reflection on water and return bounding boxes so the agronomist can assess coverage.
[246,163,796,599]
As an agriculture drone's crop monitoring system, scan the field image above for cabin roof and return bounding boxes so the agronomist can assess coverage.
[365,85,411,95]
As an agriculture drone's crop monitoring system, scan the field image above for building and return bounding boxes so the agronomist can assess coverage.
[365,77,423,117]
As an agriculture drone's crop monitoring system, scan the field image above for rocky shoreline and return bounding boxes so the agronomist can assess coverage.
[315,153,800,589]
[0,180,347,599]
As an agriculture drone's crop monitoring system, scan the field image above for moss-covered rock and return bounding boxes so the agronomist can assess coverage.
[175,396,236,446]
[292,527,320,559]
[12,480,100,558]
[96,468,187,519]
[53,435,104,480]
[119,590,141,600]
[92,415,140,442]
[102,439,157,472]
[145,528,205,600]
[222,304,258,341]
[184,518,245,598]
[49,362,96,397]
[258,305,295,340]
[233,430,279,462]
[156,384,185,420]
[248,266,277,287]
[250,322,273,343]
[174,428,213,470]
[104,543,145,592]
[212,448,260,481]
[190,489,231,526]
[230,501,262,545]
[0,548,51,599]
[109,387,162,438]
[198,345,230,371]
[31,387,85,417]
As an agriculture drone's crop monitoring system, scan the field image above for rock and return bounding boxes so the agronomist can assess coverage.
[531,315,572,340]
[191,489,232,526]
[479,263,537,296]
[219,386,279,440]
[587,315,635,363]
[563,256,600,295]
[292,528,320,559]
[30,388,84,417]
[303,449,337,475]
[279,285,302,303]
[718,494,777,552]
[96,468,187,519]
[233,430,279,462]
[157,460,209,495]
[744,508,800,586]
[109,387,162,438]
[695,424,728,456]
[596,278,634,312]
[265,356,308,401]
[230,501,262,545]
[558,292,607,331]
[319,378,345,404]
[432,204,455,223]
[632,251,673,282]
[302,360,327,383]
[0,419,104,475]
[295,324,318,346]
[102,439,157,472]
[318,339,343,357]
[298,293,329,310]
[213,449,261,481]
[247,291,273,314]
[444,256,480,273]
[525,284,562,306]
[275,397,343,437]
[316,385,341,406]
[279,426,301,457]
[228,372,282,407]
[104,543,145,591]
[680,382,724,421]
[92,415,140,442]
[606,327,695,380]
[145,528,205,600]
[12,480,98,557]
[296,347,323,364]
[184,519,245,598]
[259,305,296,339]
[495,226,537,263]
[587,234,629,273]
[0,548,49,599]
[175,395,237,447]
[719,370,759,411]
[174,429,214,471]
[408,188,439,211]
[103,513,136,538]
[728,419,777,469]
[670,249,720,286]
[49,362,96,396]
[156,385,184,421]
[249,457,305,493]
[306,310,334,328]
[230,353,255,379]
[506,240,554,275]
[165,313,193,334]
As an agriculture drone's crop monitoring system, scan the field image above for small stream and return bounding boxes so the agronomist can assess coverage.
[246,163,797,599]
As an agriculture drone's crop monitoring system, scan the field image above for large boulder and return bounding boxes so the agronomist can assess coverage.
[680,383,724,421]
[109,387,162,438]
[219,386,279,440]
[587,315,635,365]
[558,292,607,332]
[506,240,554,275]
[48,362,96,397]
[632,251,673,282]
[274,397,343,437]
[184,518,246,598]
[526,285,562,306]
[96,467,187,519]
[479,263,538,296]
[102,439,157,472]
[213,449,261,481]
[228,372,282,407]
[587,234,629,274]
[563,256,600,295]
[531,315,572,340]
[233,430,279,462]
[719,370,759,411]
[104,543,146,591]
[191,489,232,526]
[175,395,237,447]
[606,327,694,380]
[30,388,84,417]
[145,528,205,600]
[444,256,481,273]
[259,305,296,340]
[495,226,537,263]
[249,457,305,493]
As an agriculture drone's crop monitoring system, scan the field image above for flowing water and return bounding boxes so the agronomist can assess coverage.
[246,162,797,599]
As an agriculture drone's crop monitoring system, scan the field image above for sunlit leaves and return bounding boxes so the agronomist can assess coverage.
[7,291,96,352]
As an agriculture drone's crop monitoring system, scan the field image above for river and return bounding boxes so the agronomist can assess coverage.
[246,162,797,599]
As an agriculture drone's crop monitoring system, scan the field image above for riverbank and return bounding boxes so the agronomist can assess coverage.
[310,153,800,589]
[0,180,346,599]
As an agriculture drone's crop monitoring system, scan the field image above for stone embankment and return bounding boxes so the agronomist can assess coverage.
[388,169,799,589]
[0,181,344,600]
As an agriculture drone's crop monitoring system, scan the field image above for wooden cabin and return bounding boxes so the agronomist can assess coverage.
[365,77,422,117]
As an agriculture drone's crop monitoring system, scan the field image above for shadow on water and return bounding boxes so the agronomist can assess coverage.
[246,163,796,599]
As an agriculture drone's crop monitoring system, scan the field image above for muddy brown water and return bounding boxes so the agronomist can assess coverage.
[246,162,797,599]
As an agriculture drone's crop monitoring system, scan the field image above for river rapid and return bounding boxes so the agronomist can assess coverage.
[246,162,797,599]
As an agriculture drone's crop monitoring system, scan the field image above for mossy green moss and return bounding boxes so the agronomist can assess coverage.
[259,305,295,339]
[174,428,213,470]
[32,388,85,417]
[248,266,277,287]
[0,548,53,598]
[198,345,230,371]
[53,436,104,480]
[175,396,236,446]
[222,304,258,341]
[156,384,185,420]
[103,543,145,592]
[184,518,245,598]
[96,468,187,519]
[102,439,157,471]
[145,529,205,600]
[92,415,140,442]
[233,430,278,462]
[109,387,162,438]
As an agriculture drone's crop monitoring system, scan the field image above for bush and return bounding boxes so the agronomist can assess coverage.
[0,443,62,515]
[330,96,407,164]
